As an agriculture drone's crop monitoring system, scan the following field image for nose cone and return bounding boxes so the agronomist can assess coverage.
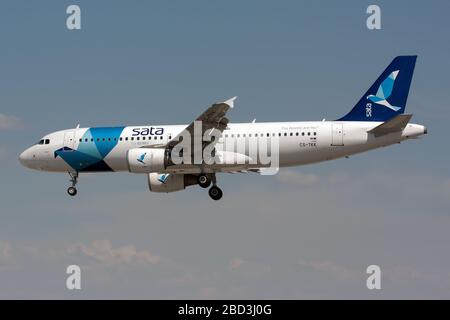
[19,148,33,168]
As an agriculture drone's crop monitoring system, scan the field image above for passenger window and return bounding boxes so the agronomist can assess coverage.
[125,137,129,141]
[267,133,270,137]
[284,133,287,136]
[296,132,299,136]
[79,139,82,142]
[290,132,293,136]
[278,133,281,137]
[307,132,311,136]
[131,137,134,141]
[160,136,163,139]
[314,132,317,136]
[137,137,140,141]
[302,132,305,136]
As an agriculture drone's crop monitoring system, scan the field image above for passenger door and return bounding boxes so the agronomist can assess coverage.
[63,130,76,150]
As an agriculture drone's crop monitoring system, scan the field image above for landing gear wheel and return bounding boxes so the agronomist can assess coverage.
[67,187,77,196]
[197,174,211,188]
[208,186,223,200]
[67,172,79,197]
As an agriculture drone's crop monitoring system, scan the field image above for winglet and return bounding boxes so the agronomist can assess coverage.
[223,96,237,108]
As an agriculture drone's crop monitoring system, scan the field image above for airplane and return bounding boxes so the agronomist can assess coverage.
[19,56,426,201]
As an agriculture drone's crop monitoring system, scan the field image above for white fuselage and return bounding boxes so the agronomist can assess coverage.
[19,121,426,173]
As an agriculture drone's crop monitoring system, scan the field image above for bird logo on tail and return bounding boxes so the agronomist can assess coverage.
[367,70,401,112]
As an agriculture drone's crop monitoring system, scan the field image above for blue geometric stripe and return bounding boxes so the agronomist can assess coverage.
[55,126,125,172]
[90,127,125,158]
[55,148,105,171]
[78,130,102,159]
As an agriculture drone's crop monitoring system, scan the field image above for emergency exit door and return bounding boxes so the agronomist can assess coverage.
[331,123,344,146]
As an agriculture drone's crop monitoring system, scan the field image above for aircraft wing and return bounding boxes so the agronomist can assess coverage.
[166,96,236,149]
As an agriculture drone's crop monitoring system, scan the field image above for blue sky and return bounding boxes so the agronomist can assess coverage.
[0,0,449,298]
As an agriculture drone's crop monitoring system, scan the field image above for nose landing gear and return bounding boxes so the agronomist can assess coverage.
[67,172,78,196]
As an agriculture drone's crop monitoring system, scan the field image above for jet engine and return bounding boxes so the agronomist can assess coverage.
[147,173,197,193]
[127,148,168,173]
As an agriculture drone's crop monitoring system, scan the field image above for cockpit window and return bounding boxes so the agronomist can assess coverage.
[37,139,50,145]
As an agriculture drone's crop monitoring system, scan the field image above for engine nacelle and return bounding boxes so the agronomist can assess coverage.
[127,148,167,173]
[147,173,183,193]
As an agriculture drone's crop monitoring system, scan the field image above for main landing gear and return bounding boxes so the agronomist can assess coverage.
[197,174,212,188]
[198,173,223,201]
[208,185,223,201]
[67,172,78,197]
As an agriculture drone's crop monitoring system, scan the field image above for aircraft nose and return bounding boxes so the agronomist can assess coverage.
[19,148,32,168]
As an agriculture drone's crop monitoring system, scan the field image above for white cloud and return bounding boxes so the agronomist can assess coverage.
[67,240,160,267]
[0,241,14,270]
[383,266,422,282]
[0,114,23,131]
[229,258,245,270]
[0,147,8,160]
[297,259,359,280]
[228,257,271,277]
[0,242,12,261]
[275,170,319,187]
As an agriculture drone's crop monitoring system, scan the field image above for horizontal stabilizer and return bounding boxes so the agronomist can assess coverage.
[368,114,412,137]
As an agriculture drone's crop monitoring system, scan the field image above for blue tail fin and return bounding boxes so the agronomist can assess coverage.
[338,56,417,121]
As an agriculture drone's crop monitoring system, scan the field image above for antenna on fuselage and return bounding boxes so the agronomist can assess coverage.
[76,124,80,129]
